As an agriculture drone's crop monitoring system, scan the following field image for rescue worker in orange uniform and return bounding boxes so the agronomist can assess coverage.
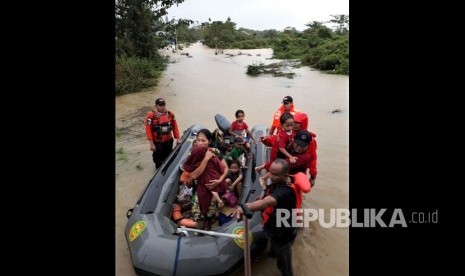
[269,96,300,136]
[293,112,317,187]
[145,98,181,169]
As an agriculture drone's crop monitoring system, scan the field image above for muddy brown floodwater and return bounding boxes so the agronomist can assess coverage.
[116,42,349,276]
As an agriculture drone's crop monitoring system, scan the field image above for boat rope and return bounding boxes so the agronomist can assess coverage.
[172,235,181,276]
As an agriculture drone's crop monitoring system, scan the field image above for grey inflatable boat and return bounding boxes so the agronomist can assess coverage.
[125,114,269,276]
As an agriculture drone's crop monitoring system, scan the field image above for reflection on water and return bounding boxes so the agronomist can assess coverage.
[116,42,348,276]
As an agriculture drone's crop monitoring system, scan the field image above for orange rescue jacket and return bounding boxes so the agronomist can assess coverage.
[261,172,311,225]
[145,110,180,142]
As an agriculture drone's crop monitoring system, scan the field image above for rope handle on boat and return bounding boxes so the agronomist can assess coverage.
[126,208,133,218]
[176,227,243,239]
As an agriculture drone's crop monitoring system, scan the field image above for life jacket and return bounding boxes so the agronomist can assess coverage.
[172,203,197,228]
[150,111,174,142]
[153,111,173,132]
[271,104,299,129]
[261,172,311,225]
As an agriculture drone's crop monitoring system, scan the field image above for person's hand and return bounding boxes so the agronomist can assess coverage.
[206,179,220,190]
[204,149,215,160]
[289,156,298,164]
[259,177,267,190]
[150,144,156,152]
[176,138,181,144]
[310,178,316,187]
[234,206,244,222]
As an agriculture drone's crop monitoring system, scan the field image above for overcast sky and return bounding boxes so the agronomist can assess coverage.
[166,0,349,31]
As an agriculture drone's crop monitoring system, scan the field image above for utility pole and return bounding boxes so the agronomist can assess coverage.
[174,29,178,52]
[171,16,178,52]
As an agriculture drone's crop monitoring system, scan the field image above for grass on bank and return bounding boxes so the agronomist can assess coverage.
[115,54,168,96]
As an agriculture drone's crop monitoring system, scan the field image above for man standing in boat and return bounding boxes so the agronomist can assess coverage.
[145,98,181,169]
[269,96,300,136]
[236,158,298,276]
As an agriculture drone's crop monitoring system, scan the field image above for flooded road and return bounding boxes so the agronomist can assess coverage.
[116,42,348,276]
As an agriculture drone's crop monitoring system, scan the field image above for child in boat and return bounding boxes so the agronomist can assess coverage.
[225,159,243,197]
[256,113,296,182]
[229,109,255,151]
[275,113,297,162]
[225,136,248,167]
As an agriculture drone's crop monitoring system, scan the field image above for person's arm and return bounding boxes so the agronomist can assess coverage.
[145,112,156,151]
[149,140,155,152]
[220,159,229,182]
[263,161,272,172]
[247,195,276,211]
[189,150,214,179]
[230,173,243,188]
[229,122,240,137]
[211,191,223,207]
[255,163,266,173]
[246,129,255,142]
[279,147,297,163]
[206,158,229,190]
[269,108,283,135]
[235,195,277,220]
[287,152,310,174]
[229,128,238,137]
[308,140,317,187]
[269,125,276,136]
[171,113,181,143]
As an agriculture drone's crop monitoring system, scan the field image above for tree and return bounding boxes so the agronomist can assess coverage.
[305,21,324,30]
[115,0,186,59]
[165,18,194,50]
[328,14,349,35]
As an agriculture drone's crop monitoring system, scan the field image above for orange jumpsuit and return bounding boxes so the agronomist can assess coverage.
[145,110,180,168]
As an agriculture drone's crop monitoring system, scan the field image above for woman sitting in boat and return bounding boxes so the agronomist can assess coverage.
[182,128,229,231]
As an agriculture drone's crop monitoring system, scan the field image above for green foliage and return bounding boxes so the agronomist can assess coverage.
[246,62,297,78]
[191,14,349,76]
[198,19,270,50]
[115,54,168,95]
[117,147,127,161]
[305,21,325,30]
[246,63,264,76]
[115,7,349,91]
[302,35,349,74]
[335,58,349,74]
[176,24,201,43]
[328,14,350,35]
[262,19,348,75]
[271,35,308,60]
[115,0,185,95]
[317,54,340,70]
